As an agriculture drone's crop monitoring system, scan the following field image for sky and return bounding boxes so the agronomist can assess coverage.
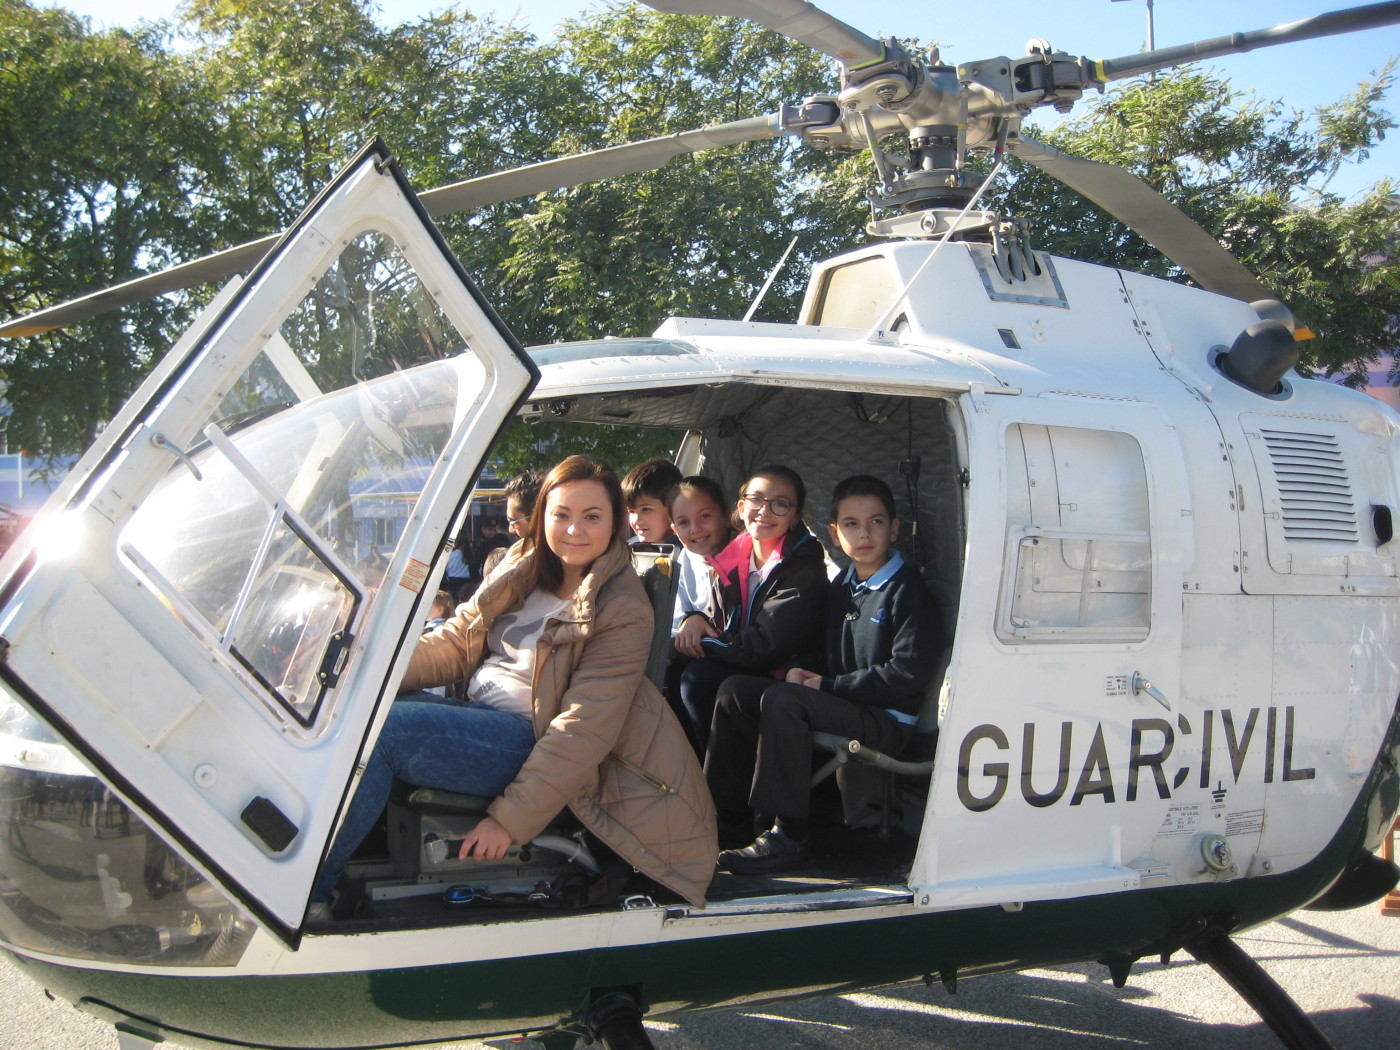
[42,0,1400,200]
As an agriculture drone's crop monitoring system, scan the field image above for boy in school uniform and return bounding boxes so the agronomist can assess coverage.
[705,474,942,875]
[622,458,682,546]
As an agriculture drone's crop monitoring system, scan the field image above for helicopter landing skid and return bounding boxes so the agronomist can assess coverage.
[586,992,654,1050]
[1187,923,1335,1050]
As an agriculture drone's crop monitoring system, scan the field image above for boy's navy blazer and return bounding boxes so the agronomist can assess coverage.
[819,555,941,717]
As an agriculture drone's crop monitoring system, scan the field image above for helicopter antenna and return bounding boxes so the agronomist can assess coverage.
[742,236,800,322]
[863,156,1007,343]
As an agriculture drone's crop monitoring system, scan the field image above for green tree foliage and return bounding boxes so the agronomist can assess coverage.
[0,0,578,459]
[491,4,861,345]
[180,0,566,236]
[0,1,234,459]
[478,4,868,473]
[179,0,577,376]
[491,418,682,479]
[1001,67,1399,381]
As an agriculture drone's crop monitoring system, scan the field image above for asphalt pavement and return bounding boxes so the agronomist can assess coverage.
[2,903,1397,1050]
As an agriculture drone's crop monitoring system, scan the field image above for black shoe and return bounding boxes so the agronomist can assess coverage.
[717,830,811,876]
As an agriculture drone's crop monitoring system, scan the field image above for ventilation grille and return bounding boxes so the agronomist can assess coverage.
[1260,429,1358,542]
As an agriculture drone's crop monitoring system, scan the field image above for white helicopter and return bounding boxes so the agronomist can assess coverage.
[1,2,1399,1049]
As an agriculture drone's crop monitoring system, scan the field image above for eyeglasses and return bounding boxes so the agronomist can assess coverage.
[740,493,796,517]
[507,516,529,527]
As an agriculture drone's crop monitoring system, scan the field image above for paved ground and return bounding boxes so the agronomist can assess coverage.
[3,904,1397,1050]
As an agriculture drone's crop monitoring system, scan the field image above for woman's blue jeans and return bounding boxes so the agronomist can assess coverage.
[313,694,535,901]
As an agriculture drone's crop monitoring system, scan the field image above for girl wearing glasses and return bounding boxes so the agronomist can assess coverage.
[672,465,829,754]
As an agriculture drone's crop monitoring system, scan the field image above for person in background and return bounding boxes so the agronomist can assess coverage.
[358,548,388,591]
[310,455,716,919]
[706,474,940,874]
[417,590,457,697]
[660,474,737,749]
[469,517,512,586]
[666,475,734,639]
[423,590,454,633]
[671,465,827,754]
[483,470,544,580]
[622,458,681,545]
[443,529,473,599]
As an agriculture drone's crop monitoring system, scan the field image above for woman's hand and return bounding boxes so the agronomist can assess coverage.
[458,816,514,862]
[674,613,718,660]
[786,666,821,689]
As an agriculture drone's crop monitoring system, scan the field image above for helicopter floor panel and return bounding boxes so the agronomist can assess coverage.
[708,825,916,902]
[312,823,918,931]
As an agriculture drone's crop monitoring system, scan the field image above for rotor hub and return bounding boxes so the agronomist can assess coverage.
[870,168,985,213]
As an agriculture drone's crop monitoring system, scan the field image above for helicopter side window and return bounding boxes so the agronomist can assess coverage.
[998,424,1151,643]
[808,257,899,329]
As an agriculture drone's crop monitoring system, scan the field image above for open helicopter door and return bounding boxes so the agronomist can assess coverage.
[0,141,537,941]
[913,391,1192,907]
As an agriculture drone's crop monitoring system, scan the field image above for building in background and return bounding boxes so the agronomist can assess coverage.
[1336,353,1399,411]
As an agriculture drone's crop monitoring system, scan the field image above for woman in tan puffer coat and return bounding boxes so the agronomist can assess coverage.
[313,455,715,909]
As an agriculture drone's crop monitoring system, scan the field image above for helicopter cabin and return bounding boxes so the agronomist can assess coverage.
[496,233,1400,913]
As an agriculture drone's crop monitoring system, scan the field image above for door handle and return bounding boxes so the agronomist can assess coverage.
[1131,671,1170,711]
[150,432,203,481]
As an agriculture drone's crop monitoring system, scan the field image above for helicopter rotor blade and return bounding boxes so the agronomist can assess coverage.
[638,0,886,67]
[1093,0,1400,82]
[0,237,279,338]
[418,112,783,217]
[0,113,787,338]
[1013,137,1274,303]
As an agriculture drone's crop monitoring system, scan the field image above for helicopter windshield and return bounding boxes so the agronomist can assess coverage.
[0,697,258,967]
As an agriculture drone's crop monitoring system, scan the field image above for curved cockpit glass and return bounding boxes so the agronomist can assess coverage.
[0,698,257,966]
